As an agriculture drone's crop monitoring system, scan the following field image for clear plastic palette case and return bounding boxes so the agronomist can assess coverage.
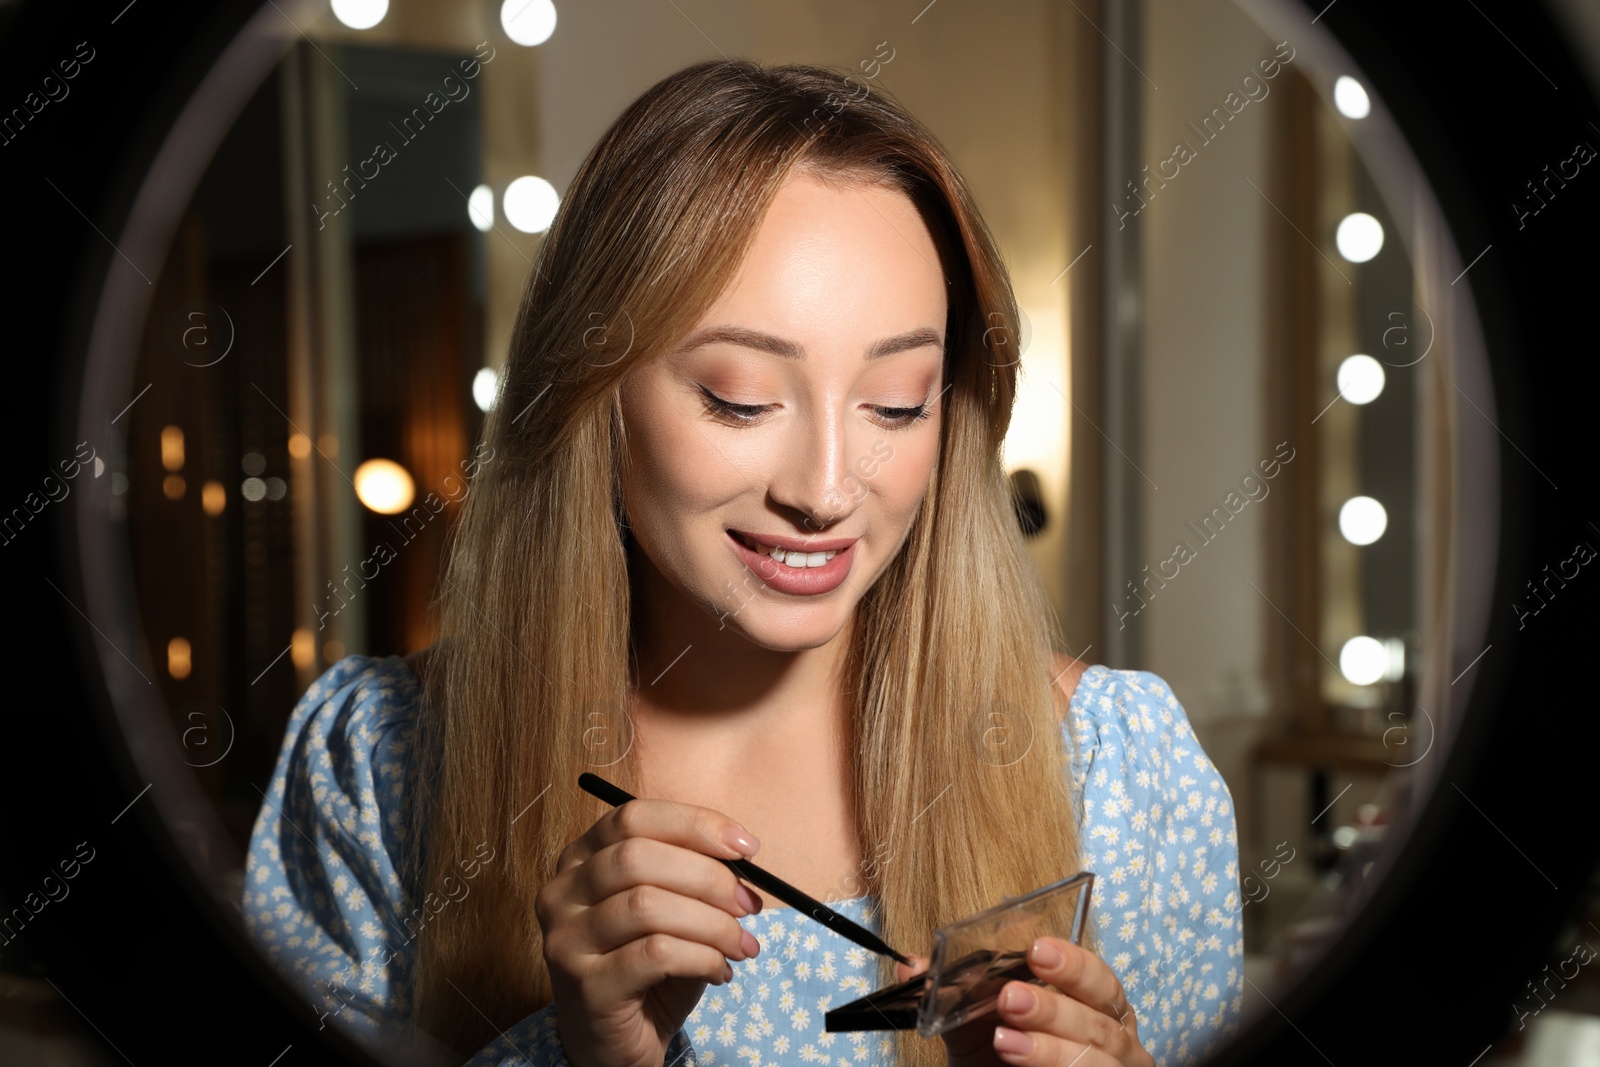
[824,871,1095,1037]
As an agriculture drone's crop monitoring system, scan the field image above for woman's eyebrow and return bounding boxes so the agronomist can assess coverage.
[674,324,943,360]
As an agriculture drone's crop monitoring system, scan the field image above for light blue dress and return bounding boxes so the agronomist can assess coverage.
[243,655,1243,1067]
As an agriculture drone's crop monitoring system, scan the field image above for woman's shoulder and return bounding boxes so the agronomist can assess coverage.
[1053,658,1216,785]
[253,654,426,877]
[1051,653,1190,736]
[1068,663,1187,721]
[265,654,425,778]
[290,652,426,730]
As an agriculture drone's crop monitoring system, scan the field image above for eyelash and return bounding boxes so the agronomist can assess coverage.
[699,387,933,428]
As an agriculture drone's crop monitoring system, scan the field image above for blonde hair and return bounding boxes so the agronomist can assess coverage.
[408,58,1084,1066]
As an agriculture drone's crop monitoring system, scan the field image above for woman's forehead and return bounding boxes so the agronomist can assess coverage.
[697,173,946,330]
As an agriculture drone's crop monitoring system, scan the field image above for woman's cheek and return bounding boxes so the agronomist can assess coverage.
[882,431,937,514]
[622,382,726,510]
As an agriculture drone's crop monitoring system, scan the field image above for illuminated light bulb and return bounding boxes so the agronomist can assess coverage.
[1333,76,1370,119]
[1339,496,1388,546]
[504,176,560,234]
[501,0,557,46]
[1337,354,1385,405]
[473,367,499,412]
[332,0,388,30]
[1340,636,1387,685]
[1336,212,1384,263]
[468,184,495,232]
[354,458,415,514]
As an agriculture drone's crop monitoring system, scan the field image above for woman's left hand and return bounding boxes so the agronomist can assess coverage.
[894,937,1155,1067]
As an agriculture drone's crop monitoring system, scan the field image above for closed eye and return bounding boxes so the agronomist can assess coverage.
[874,404,932,426]
[699,387,767,423]
[699,386,934,428]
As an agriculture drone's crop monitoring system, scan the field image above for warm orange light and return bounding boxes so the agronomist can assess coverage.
[163,474,186,500]
[167,637,192,680]
[160,425,185,471]
[291,628,316,669]
[322,639,345,662]
[353,458,415,514]
[318,433,340,458]
[288,433,312,460]
[201,480,226,515]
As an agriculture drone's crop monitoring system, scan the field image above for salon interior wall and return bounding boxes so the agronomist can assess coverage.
[1129,0,1276,843]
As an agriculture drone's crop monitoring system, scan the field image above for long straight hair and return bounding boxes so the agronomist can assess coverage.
[407,59,1085,1066]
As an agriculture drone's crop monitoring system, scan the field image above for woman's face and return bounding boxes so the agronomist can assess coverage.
[618,168,948,651]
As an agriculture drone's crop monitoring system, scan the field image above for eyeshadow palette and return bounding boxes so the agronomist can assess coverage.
[824,871,1094,1037]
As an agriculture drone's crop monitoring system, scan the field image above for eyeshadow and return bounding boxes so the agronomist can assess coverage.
[825,871,1094,1036]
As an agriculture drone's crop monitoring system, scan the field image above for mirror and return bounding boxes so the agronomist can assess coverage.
[60,0,1511,1062]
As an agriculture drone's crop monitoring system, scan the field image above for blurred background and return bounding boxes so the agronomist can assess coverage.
[7,0,1600,1063]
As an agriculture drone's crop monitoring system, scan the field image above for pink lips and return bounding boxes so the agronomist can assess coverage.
[726,530,857,596]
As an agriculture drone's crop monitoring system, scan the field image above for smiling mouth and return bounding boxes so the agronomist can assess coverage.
[729,531,843,569]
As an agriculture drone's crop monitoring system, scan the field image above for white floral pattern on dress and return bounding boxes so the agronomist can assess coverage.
[243,657,1241,1067]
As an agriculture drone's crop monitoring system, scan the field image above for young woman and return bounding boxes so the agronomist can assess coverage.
[244,59,1242,1067]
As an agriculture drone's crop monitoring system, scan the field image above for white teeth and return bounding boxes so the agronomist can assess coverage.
[740,534,842,568]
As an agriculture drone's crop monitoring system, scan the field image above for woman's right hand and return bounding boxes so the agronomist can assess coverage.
[534,798,767,1067]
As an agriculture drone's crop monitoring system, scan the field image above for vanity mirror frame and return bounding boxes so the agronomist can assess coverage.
[5,0,1597,1064]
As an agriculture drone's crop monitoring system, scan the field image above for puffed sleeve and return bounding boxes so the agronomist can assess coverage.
[243,655,700,1066]
[1063,667,1244,1067]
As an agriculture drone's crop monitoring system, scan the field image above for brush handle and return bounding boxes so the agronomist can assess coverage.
[576,772,911,966]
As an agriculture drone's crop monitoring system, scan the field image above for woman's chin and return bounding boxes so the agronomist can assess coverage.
[712,604,850,653]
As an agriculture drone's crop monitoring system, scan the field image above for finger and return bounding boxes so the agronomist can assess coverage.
[991,1026,1119,1067]
[575,798,760,873]
[1025,937,1129,1023]
[592,931,738,1001]
[580,835,762,918]
[993,979,1132,1052]
[580,882,760,965]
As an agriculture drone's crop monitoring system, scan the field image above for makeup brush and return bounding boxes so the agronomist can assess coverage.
[577,772,911,966]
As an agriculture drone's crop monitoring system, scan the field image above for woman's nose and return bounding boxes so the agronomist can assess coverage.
[769,409,861,530]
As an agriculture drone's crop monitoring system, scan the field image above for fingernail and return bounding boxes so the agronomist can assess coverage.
[1003,984,1036,1014]
[1029,939,1062,969]
[734,884,762,915]
[993,1026,1033,1055]
[740,931,760,958]
[722,961,733,983]
[723,825,760,857]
